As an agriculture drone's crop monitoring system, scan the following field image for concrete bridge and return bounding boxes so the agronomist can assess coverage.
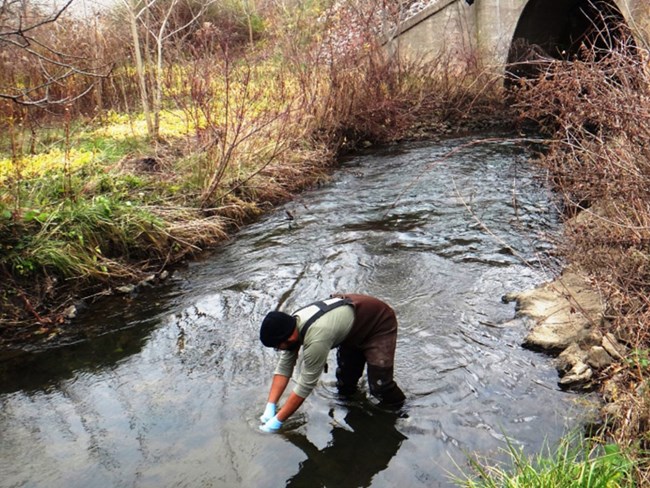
[388,0,650,76]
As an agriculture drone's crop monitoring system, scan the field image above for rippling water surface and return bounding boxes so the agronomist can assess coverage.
[0,137,590,487]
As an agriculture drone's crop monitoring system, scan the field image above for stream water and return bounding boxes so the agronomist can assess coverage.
[0,136,592,487]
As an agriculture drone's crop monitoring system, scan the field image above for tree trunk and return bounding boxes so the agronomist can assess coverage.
[128,0,154,138]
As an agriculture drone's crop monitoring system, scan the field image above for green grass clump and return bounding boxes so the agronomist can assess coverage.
[457,434,638,488]
[1,194,167,281]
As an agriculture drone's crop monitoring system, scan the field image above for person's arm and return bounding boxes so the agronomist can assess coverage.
[262,373,306,424]
[259,356,316,431]
[267,374,290,403]
[260,374,291,425]
[276,391,306,422]
[272,341,327,423]
[260,350,297,426]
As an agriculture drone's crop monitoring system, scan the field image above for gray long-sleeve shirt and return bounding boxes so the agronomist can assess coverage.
[274,300,355,398]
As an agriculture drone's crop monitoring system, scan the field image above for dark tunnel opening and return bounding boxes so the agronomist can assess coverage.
[506,0,638,83]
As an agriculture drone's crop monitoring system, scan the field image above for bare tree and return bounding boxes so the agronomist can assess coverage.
[119,0,216,140]
[0,0,110,106]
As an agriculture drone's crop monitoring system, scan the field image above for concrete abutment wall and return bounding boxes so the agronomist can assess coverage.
[387,0,650,75]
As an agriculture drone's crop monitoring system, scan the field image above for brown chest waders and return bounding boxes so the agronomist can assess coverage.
[325,294,406,408]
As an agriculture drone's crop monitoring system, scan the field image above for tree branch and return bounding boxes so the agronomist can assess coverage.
[0,0,112,106]
[0,0,74,38]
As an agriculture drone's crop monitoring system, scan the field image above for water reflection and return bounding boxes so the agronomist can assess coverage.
[0,278,178,395]
[285,405,407,488]
[0,324,154,395]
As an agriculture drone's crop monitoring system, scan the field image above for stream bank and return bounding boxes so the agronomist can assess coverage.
[0,120,508,353]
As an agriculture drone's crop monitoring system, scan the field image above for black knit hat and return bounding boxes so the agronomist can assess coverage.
[260,311,296,348]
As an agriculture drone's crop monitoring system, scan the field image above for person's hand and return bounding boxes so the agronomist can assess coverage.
[259,415,283,433]
[260,402,276,423]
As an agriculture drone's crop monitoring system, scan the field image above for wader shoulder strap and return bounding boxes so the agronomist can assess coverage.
[298,298,353,342]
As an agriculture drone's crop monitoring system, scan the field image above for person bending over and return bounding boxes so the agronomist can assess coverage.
[258,293,405,432]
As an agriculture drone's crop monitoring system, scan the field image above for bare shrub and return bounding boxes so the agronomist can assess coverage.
[276,0,505,149]
[166,45,310,209]
[0,0,113,117]
[512,27,650,465]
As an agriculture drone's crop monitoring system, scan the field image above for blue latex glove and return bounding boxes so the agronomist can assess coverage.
[260,415,283,433]
[260,402,276,423]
